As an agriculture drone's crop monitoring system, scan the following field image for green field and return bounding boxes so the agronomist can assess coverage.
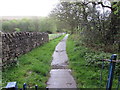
[49,33,63,40]
[2,35,65,88]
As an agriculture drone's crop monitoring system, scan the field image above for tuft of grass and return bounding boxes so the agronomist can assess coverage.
[66,35,118,88]
[2,35,65,88]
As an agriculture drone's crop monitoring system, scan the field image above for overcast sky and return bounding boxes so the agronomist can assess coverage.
[0,0,59,16]
[0,0,112,17]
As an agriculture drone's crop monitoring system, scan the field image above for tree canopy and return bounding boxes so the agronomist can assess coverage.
[50,0,120,52]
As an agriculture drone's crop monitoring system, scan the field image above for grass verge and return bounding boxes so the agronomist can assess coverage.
[66,35,119,88]
[2,35,65,88]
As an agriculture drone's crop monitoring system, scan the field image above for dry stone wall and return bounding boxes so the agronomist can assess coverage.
[1,32,49,68]
[0,32,2,69]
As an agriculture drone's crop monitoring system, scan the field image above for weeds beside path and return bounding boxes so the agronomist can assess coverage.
[2,35,65,88]
[66,35,118,88]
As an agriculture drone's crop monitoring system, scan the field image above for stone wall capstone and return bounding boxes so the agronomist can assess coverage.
[1,32,49,68]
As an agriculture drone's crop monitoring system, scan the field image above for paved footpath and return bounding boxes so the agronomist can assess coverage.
[46,34,77,88]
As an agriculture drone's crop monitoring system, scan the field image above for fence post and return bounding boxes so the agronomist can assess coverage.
[23,83,27,90]
[35,85,38,90]
[106,54,117,90]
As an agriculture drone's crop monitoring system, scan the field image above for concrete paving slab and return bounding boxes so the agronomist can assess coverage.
[51,34,69,68]
[46,69,77,88]
[51,51,68,69]
[46,34,77,88]
[55,35,68,52]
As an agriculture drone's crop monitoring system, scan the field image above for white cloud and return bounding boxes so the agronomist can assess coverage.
[0,0,59,16]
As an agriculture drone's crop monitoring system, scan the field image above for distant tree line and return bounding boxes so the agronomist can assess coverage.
[50,1,120,53]
[2,17,59,33]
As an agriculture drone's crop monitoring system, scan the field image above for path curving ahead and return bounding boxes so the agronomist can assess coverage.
[46,34,77,88]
